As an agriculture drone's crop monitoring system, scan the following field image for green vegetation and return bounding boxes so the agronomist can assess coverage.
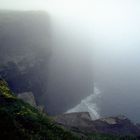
[0,79,80,140]
[0,79,139,140]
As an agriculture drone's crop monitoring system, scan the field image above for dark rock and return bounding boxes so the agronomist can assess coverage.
[17,92,45,113]
[55,113,140,136]
[54,112,91,126]
[17,92,37,107]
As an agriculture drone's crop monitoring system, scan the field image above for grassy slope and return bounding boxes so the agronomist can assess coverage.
[0,79,139,140]
[0,79,80,140]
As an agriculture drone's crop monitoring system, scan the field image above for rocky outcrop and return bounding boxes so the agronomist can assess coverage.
[18,92,37,107]
[54,112,91,127]
[91,116,140,136]
[55,112,140,136]
[17,92,45,112]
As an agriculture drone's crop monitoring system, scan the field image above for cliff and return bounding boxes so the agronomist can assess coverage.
[0,10,94,115]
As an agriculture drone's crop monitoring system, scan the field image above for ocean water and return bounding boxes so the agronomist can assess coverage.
[66,86,101,120]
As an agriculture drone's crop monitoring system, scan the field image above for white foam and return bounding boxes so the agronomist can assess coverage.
[66,86,101,120]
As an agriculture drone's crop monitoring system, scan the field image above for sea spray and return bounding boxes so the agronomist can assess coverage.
[66,85,101,120]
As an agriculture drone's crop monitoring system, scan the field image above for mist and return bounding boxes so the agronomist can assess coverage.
[0,0,140,122]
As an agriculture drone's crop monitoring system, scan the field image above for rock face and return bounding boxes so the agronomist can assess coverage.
[55,112,140,136]
[0,11,51,112]
[0,10,94,115]
[92,116,140,136]
[55,112,91,128]
[18,92,37,107]
[18,92,45,112]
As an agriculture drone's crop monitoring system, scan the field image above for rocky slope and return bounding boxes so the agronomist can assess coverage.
[55,112,140,137]
[17,92,44,112]
[18,92,37,107]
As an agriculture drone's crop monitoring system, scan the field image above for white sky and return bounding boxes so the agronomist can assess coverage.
[0,0,140,65]
[0,0,140,25]
[1,0,140,59]
[0,0,140,53]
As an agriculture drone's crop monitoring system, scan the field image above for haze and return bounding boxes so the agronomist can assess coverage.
[0,0,140,122]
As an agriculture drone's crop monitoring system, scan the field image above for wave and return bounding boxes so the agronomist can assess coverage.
[66,86,101,120]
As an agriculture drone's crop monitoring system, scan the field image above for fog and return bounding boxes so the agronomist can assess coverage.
[0,0,140,122]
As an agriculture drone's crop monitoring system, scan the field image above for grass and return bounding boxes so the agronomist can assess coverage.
[0,79,80,140]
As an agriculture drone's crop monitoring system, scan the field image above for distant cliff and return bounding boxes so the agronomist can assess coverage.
[0,11,51,112]
[0,10,94,115]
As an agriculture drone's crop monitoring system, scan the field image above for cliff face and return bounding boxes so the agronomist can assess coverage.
[54,112,91,128]
[17,92,45,112]
[18,92,37,107]
[0,11,51,66]
[0,11,94,115]
[0,11,51,110]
